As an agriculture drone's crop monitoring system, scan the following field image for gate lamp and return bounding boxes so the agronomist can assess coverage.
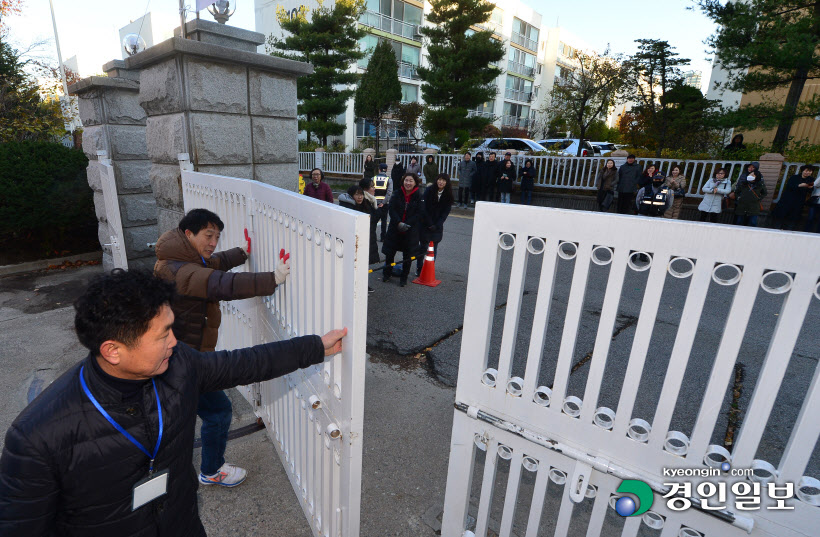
[207,0,236,24]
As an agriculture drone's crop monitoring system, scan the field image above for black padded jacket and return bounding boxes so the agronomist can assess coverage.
[0,336,324,536]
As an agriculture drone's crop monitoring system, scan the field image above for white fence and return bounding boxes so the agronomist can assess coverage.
[300,152,820,204]
[97,151,128,269]
[441,203,820,536]
[181,165,370,537]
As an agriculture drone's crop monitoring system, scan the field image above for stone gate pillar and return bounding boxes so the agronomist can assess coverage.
[70,60,157,271]
[124,19,313,234]
[757,153,785,210]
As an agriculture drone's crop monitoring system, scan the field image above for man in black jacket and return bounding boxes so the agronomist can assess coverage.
[0,269,346,536]
[616,154,642,214]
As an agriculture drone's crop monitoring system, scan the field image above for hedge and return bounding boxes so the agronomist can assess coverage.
[0,140,94,249]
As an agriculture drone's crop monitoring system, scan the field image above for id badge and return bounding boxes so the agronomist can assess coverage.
[132,469,169,511]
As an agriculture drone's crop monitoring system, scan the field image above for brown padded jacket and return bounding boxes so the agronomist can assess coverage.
[154,228,278,351]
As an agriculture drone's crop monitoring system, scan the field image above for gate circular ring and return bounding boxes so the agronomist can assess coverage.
[498,233,516,250]
[591,245,614,266]
[667,257,695,279]
[712,263,742,286]
[760,270,793,294]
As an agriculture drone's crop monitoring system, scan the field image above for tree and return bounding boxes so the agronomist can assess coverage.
[542,49,626,155]
[696,0,820,153]
[354,40,402,156]
[661,81,722,153]
[0,37,67,142]
[0,0,23,32]
[624,39,689,157]
[394,101,425,147]
[417,0,505,147]
[268,0,366,146]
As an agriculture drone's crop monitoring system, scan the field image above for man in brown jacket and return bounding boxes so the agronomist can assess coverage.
[154,209,290,487]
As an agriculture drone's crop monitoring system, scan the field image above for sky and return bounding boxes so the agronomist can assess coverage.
[6,0,718,92]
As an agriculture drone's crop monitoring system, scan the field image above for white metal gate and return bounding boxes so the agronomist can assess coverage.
[442,203,820,537]
[181,163,369,537]
[97,151,128,269]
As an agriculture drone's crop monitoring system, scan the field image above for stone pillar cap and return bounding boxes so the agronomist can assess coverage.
[174,19,265,50]
[125,36,313,77]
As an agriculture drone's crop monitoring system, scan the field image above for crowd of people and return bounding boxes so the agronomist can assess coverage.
[299,151,820,286]
[598,153,820,229]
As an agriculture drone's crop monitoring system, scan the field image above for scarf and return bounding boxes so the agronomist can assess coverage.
[401,186,418,222]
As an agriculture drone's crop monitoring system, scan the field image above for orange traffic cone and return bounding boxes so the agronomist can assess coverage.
[413,241,441,287]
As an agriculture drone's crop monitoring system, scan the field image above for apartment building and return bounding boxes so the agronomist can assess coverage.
[255,0,604,149]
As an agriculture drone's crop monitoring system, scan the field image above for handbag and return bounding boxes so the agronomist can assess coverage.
[747,185,764,212]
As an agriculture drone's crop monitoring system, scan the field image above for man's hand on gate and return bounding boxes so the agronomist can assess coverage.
[321,328,347,356]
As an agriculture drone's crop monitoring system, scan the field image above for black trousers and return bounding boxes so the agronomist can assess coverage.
[699,211,719,223]
[616,194,634,214]
[377,205,388,238]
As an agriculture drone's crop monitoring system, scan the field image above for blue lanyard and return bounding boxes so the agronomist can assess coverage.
[79,366,164,474]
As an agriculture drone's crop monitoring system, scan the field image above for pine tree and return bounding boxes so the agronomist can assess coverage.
[268,0,367,146]
[417,0,505,147]
[696,0,820,153]
[624,39,690,157]
[353,40,402,157]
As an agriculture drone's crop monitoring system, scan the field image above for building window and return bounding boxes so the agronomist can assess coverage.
[401,83,418,103]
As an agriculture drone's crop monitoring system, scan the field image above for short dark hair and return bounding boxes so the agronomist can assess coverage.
[347,184,363,197]
[464,151,471,157]
[74,269,176,354]
[627,153,636,159]
[800,164,815,174]
[179,209,224,234]
[359,178,373,190]
[310,168,325,181]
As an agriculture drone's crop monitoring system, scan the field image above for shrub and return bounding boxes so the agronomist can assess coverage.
[0,140,93,250]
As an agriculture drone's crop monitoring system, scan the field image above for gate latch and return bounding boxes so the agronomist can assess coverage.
[568,460,593,504]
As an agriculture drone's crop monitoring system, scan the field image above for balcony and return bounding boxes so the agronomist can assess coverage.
[398,61,420,80]
[511,32,538,52]
[507,60,535,77]
[467,109,494,119]
[504,88,532,102]
[501,115,531,128]
[476,19,502,35]
[359,10,422,42]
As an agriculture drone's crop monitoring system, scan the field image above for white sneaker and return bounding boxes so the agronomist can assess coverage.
[199,462,247,487]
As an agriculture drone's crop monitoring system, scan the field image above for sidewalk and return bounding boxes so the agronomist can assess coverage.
[0,265,456,536]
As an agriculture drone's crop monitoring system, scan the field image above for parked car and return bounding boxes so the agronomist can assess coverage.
[469,138,547,154]
[590,141,616,156]
[537,139,596,157]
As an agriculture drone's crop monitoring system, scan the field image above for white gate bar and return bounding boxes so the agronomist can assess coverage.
[731,273,817,468]
[523,463,551,537]
[611,250,672,437]
[521,239,560,399]
[686,264,765,465]
[553,477,575,537]
[550,243,593,405]
[584,478,617,537]
[778,358,820,484]
[620,515,641,537]
[579,247,630,423]
[440,412,480,536]
[647,257,716,450]
[495,236,530,389]
[474,438,501,537]
[498,451,524,537]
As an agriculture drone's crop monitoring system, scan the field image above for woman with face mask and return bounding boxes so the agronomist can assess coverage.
[733,162,767,227]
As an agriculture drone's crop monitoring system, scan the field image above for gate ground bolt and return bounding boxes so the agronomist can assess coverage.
[309,395,321,410]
